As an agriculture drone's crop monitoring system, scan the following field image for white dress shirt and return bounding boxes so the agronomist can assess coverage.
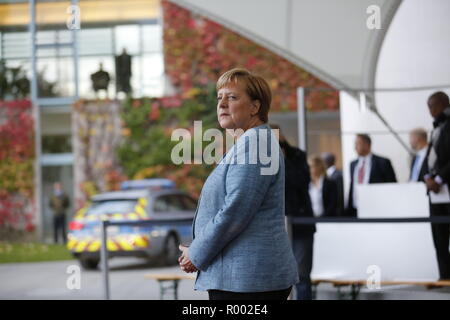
[410,147,427,182]
[326,165,336,178]
[309,176,325,217]
[352,154,372,209]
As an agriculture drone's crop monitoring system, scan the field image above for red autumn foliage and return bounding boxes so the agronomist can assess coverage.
[0,99,35,232]
[162,0,339,112]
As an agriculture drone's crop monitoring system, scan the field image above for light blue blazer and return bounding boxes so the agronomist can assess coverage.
[189,123,299,292]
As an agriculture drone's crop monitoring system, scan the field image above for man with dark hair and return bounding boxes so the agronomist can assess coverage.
[321,152,344,216]
[270,124,315,300]
[346,134,397,217]
[424,91,450,280]
[357,133,372,146]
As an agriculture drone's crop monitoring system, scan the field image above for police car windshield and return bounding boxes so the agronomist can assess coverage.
[86,199,137,216]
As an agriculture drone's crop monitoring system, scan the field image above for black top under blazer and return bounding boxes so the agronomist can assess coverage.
[321,177,338,217]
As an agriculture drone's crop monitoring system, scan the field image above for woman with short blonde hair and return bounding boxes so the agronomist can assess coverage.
[308,155,338,218]
[179,68,298,300]
[216,68,272,123]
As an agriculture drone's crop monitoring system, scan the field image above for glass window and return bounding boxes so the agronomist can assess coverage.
[141,53,164,78]
[1,21,164,99]
[86,200,137,216]
[36,30,56,46]
[179,195,198,211]
[42,135,72,154]
[57,30,72,44]
[37,55,75,97]
[141,53,164,97]
[142,24,162,53]
[153,197,168,212]
[79,28,113,56]
[154,195,184,213]
[114,25,139,55]
[3,32,29,59]
[2,58,31,79]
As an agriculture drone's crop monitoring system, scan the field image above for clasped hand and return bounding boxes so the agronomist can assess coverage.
[178,244,198,273]
[426,177,441,193]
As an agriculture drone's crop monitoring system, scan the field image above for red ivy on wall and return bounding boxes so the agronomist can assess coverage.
[0,99,35,232]
[162,0,339,112]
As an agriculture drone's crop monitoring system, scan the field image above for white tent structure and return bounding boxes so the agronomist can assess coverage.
[169,0,450,283]
[169,0,450,181]
[169,0,401,91]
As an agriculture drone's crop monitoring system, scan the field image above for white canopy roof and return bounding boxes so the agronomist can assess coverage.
[168,0,403,92]
[169,0,450,96]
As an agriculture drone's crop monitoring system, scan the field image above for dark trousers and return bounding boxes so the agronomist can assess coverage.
[345,206,358,218]
[53,215,67,244]
[208,287,292,300]
[292,233,314,300]
[430,203,450,279]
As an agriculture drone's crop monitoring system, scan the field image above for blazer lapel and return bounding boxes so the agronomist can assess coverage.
[369,156,376,183]
[192,192,202,240]
[410,155,416,180]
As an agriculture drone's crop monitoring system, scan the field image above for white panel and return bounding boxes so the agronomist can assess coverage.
[311,223,439,280]
[358,183,429,218]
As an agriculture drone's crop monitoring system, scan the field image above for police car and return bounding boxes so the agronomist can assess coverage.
[67,179,196,270]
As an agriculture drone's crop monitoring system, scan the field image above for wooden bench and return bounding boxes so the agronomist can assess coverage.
[144,273,196,300]
[311,279,450,300]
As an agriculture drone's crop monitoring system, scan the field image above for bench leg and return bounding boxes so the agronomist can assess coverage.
[311,283,318,300]
[174,280,179,300]
[336,286,345,300]
[350,284,361,300]
[336,284,361,300]
[158,280,181,300]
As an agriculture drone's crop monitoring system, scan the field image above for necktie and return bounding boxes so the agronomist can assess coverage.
[358,158,365,184]
[411,155,420,181]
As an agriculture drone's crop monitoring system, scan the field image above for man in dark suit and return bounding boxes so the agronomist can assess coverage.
[49,182,70,244]
[409,128,429,182]
[321,177,338,217]
[346,134,397,217]
[271,124,315,300]
[321,152,344,216]
[423,91,450,280]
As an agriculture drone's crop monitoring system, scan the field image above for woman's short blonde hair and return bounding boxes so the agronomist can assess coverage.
[216,68,271,123]
[308,155,326,176]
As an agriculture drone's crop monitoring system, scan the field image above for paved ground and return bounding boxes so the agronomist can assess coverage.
[1,257,450,300]
[0,257,207,300]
